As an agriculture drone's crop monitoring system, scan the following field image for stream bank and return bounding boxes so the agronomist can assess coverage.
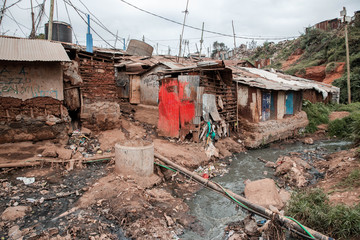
[181,139,352,240]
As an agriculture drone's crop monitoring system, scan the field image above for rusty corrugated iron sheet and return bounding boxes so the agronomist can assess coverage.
[0,36,70,62]
[232,67,339,100]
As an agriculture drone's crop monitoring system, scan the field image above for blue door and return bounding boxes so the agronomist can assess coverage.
[262,92,271,121]
[285,92,294,115]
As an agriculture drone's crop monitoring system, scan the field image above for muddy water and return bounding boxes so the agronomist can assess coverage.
[182,140,351,240]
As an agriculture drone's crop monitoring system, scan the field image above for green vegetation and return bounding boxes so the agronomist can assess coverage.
[286,188,360,239]
[328,112,360,139]
[248,24,360,101]
[211,41,229,58]
[302,101,360,143]
[336,169,360,189]
[302,101,330,133]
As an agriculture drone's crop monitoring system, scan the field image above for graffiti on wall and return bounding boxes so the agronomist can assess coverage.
[0,66,58,99]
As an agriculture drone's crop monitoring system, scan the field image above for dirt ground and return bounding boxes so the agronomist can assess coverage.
[0,103,245,239]
[314,148,360,206]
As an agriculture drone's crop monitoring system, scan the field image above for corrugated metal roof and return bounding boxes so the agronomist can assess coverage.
[232,67,340,99]
[0,37,70,62]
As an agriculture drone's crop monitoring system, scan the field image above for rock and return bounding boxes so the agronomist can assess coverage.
[8,225,22,239]
[81,127,92,135]
[279,189,291,205]
[228,233,247,240]
[244,178,284,209]
[164,213,174,226]
[42,146,58,158]
[243,215,258,236]
[303,137,314,145]
[317,124,328,131]
[45,115,61,126]
[265,161,276,168]
[292,157,311,170]
[1,206,31,221]
[329,111,350,121]
[275,159,294,176]
[56,148,73,160]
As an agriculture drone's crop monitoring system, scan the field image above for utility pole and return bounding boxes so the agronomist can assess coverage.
[199,22,204,58]
[341,7,351,104]
[232,20,237,55]
[48,0,54,40]
[29,0,36,38]
[178,0,190,61]
[0,0,8,27]
[114,30,118,48]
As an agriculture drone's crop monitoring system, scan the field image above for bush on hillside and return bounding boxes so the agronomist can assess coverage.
[302,101,330,133]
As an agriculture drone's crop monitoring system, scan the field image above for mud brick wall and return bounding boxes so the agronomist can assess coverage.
[0,96,70,143]
[78,59,121,131]
[240,111,309,148]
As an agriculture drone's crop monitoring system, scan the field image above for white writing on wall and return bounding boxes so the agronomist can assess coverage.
[0,66,58,99]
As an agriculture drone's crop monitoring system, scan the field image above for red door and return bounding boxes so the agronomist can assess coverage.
[158,78,180,138]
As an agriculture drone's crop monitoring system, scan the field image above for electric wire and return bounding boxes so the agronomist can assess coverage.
[35,0,48,19]
[65,0,116,49]
[5,9,28,36]
[77,0,124,44]
[118,0,298,41]
[3,0,23,11]
[63,0,78,44]
[63,0,123,47]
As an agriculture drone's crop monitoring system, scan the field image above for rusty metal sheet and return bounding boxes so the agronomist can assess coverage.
[178,75,199,138]
[0,37,70,62]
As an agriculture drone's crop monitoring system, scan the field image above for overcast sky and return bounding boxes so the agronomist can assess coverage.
[1,0,359,56]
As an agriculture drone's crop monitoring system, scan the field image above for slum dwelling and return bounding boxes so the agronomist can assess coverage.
[0,37,71,144]
[231,67,340,148]
[62,43,126,132]
[157,60,237,143]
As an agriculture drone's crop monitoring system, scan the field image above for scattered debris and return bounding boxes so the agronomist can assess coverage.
[16,177,35,185]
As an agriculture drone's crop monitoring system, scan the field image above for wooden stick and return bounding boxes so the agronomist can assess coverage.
[154,152,332,240]
[0,155,114,168]
[0,161,41,168]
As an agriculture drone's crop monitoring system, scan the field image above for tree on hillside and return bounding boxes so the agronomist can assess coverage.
[211,41,229,58]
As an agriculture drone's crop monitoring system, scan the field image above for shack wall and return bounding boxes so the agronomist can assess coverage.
[0,96,70,143]
[0,61,63,100]
[140,65,167,105]
[78,58,121,131]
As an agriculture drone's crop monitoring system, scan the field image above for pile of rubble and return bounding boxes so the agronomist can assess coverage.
[66,129,104,158]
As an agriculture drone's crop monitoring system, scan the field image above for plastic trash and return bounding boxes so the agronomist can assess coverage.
[16,177,35,185]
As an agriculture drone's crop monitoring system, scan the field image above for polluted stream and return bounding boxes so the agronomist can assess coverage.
[181,140,351,240]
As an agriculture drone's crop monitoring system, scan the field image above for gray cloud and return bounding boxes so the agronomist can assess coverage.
[1,0,359,55]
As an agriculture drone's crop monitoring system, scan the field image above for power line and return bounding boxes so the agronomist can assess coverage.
[64,0,123,46]
[77,0,124,44]
[118,0,298,41]
[3,0,23,11]
[6,9,28,36]
[63,0,78,43]
[65,0,116,49]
